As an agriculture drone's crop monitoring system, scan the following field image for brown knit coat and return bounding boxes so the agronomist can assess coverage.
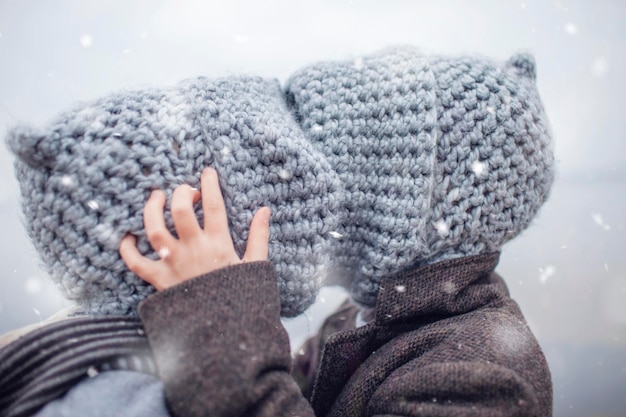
[139,252,552,416]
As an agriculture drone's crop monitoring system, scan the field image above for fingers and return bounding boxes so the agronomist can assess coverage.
[144,190,177,253]
[243,207,271,262]
[119,235,160,287]
[171,184,202,241]
[201,168,231,238]
[122,170,269,295]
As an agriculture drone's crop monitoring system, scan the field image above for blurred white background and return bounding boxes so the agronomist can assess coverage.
[0,1,624,415]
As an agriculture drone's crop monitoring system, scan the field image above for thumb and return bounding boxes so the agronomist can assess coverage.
[242,207,270,262]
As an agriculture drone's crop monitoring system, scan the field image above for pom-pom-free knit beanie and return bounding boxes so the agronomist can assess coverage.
[285,47,555,307]
[7,76,343,317]
[7,47,555,315]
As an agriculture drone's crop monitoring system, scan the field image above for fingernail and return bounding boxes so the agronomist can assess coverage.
[262,207,271,225]
[191,187,201,203]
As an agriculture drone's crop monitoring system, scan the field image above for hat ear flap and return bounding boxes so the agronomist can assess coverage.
[6,126,58,169]
[507,52,537,80]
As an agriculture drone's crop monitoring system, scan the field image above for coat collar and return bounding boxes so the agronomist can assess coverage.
[374,252,502,326]
[311,252,502,416]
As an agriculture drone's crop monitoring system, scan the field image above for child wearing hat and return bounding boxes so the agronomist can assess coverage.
[1,46,553,417]
[1,75,341,416]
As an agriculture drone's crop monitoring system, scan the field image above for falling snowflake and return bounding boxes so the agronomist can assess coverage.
[220,146,231,157]
[329,231,343,239]
[87,366,99,377]
[564,23,578,35]
[486,106,495,115]
[442,281,456,294]
[61,175,74,187]
[491,323,531,355]
[87,200,99,211]
[311,124,323,133]
[539,265,556,284]
[591,213,611,230]
[158,247,171,259]
[434,220,449,237]
[278,168,292,180]
[80,34,93,48]
[395,285,406,293]
[471,160,487,176]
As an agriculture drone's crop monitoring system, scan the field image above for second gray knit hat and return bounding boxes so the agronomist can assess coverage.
[285,47,555,306]
[7,76,342,317]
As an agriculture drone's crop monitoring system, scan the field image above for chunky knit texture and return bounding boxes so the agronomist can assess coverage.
[286,47,554,306]
[7,48,554,315]
[7,76,342,317]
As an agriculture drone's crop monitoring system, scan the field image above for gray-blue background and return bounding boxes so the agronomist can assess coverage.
[0,1,624,415]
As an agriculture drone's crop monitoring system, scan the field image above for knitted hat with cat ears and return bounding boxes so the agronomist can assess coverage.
[286,47,555,307]
[7,76,343,317]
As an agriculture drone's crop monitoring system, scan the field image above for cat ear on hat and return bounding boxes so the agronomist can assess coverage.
[6,126,59,169]
[506,52,537,80]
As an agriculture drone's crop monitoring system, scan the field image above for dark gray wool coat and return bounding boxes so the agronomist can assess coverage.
[138,252,551,417]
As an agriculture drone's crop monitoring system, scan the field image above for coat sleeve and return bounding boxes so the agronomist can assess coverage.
[138,261,315,417]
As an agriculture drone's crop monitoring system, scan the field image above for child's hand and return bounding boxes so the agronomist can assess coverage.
[119,167,270,291]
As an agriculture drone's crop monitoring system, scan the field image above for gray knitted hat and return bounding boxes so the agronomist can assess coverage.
[285,47,555,307]
[7,76,342,317]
